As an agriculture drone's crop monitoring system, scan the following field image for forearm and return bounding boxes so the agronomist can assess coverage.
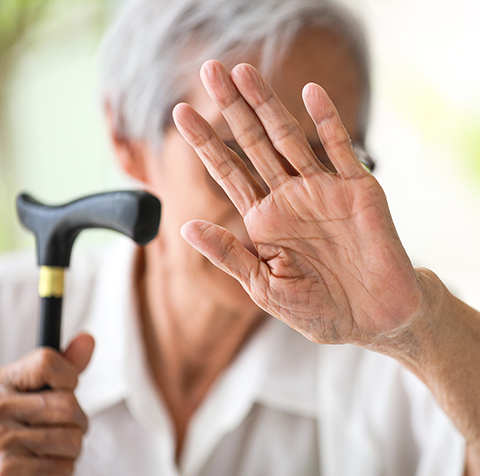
[379,268,480,471]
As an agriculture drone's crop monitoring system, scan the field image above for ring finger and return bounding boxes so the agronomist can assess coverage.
[200,60,295,189]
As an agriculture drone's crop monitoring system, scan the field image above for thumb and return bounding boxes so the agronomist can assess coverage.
[181,220,260,285]
[63,333,95,374]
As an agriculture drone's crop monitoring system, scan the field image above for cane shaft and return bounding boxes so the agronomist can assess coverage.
[38,297,63,350]
[38,266,65,350]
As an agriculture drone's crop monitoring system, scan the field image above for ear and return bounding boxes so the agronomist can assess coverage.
[104,101,148,184]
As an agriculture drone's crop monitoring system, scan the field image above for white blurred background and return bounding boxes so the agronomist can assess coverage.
[1,0,479,309]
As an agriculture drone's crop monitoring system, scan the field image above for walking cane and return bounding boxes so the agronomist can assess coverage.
[16,190,161,351]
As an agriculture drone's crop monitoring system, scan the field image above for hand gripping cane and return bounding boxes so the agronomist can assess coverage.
[16,191,161,351]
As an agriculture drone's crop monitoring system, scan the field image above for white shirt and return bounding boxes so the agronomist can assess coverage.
[0,240,466,475]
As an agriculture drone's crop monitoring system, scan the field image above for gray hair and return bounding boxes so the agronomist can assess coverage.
[99,0,371,152]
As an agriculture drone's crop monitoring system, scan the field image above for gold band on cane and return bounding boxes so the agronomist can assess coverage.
[39,267,65,298]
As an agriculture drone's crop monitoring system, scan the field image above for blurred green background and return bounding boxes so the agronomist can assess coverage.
[0,0,126,253]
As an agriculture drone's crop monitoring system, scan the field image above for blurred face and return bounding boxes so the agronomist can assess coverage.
[140,28,366,306]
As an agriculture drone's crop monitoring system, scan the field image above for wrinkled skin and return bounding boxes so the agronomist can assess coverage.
[173,60,425,347]
[0,335,94,475]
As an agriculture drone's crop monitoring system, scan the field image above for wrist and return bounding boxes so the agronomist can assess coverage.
[374,267,480,448]
[366,267,447,379]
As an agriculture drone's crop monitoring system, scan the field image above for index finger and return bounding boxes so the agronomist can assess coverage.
[0,348,80,392]
[230,63,325,177]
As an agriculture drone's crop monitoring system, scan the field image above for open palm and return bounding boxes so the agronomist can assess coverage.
[173,60,424,347]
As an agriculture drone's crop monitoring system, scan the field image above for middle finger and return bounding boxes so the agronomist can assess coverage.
[231,63,326,177]
[200,60,293,189]
[1,392,88,432]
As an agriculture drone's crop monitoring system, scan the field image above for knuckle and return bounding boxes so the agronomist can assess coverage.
[190,127,214,149]
[78,409,89,434]
[0,421,18,445]
[61,394,79,419]
[250,86,273,109]
[327,136,351,152]
[0,455,19,475]
[0,430,22,450]
[236,124,264,150]
[36,428,82,459]
[213,161,235,182]
[57,394,87,430]
[318,111,337,127]
[39,391,64,418]
[53,459,74,476]
[65,429,83,457]
[273,122,299,143]
[217,231,236,266]
[219,89,242,110]
[299,162,322,178]
[61,392,77,412]
[0,399,10,420]
[36,348,59,371]
[37,391,49,410]
[67,373,79,390]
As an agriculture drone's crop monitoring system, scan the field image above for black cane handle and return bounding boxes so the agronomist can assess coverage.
[17,191,161,267]
[16,190,161,351]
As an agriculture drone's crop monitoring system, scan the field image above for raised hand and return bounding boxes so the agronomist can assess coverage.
[173,60,425,347]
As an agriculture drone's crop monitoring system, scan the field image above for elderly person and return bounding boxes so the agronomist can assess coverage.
[0,0,475,474]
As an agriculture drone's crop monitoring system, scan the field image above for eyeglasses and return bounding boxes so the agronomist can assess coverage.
[167,107,376,175]
[352,144,375,173]
[203,139,376,201]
